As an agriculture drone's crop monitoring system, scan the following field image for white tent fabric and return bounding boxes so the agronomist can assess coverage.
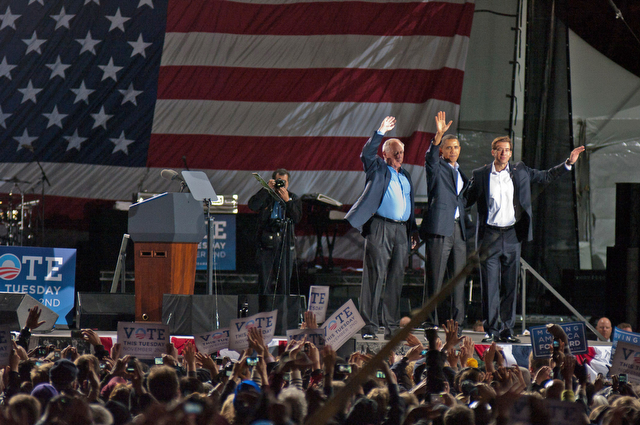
[569,30,640,269]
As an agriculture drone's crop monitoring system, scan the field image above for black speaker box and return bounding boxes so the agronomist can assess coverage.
[162,294,238,336]
[336,337,356,360]
[243,294,305,336]
[560,270,608,318]
[76,293,135,331]
[0,293,58,332]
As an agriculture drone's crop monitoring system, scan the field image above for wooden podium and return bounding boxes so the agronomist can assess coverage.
[128,193,205,322]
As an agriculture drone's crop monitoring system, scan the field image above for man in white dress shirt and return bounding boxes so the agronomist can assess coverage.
[465,136,584,343]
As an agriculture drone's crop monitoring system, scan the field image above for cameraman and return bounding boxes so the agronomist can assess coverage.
[248,168,302,295]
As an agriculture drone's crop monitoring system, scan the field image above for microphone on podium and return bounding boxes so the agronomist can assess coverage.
[161,169,185,183]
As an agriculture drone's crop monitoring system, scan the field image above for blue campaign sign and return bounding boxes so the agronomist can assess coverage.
[611,327,640,361]
[529,322,588,359]
[0,246,76,326]
[196,215,236,271]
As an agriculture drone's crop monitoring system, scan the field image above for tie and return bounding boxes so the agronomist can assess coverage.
[453,167,460,219]
[452,168,459,194]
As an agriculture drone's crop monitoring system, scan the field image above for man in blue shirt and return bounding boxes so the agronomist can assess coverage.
[346,116,419,340]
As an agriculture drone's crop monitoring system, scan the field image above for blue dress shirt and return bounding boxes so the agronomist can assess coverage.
[376,165,411,221]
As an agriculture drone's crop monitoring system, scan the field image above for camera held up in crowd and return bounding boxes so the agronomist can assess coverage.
[274,178,286,188]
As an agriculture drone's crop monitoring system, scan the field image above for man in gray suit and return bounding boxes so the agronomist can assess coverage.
[345,116,418,340]
[420,111,468,327]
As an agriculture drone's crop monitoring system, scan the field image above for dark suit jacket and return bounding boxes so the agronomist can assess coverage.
[466,161,568,242]
[345,131,417,244]
[419,142,468,240]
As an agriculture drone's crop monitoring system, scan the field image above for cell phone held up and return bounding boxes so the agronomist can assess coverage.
[336,364,352,374]
[225,364,234,377]
[430,394,443,405]
[619,373,628,384]
[126,358,137,373]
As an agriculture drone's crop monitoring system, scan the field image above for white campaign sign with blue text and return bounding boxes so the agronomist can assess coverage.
[194,328,230,355]
[321,299,364,350]
[286,328,326,349]
[229,310,277,352]
[610,341,640,384]
[308,286,330,323]
[117,322,170,360]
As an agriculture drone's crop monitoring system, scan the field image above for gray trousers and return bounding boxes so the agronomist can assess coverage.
[359,217,408,336]
[425,219,466,326]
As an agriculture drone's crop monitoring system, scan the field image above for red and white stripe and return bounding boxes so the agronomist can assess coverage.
[150,0,475,209]
[0,0,475,244]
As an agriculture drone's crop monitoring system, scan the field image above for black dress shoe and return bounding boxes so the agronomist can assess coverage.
[481,334,496,343]
[362,333,378,340]
[500,335,521,343]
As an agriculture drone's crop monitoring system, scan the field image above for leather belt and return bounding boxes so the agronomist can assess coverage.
[486,224,515,232]
[374,214,407,225]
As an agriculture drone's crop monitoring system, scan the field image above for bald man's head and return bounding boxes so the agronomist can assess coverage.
[596,317,612,340]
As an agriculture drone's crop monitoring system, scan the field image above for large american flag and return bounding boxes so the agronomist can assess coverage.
[0,0,474,235]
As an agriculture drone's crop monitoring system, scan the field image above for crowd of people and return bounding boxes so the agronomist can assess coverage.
[0,307,638,425]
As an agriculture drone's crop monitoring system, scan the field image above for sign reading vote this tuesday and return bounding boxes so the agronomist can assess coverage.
[118,322,170,359]
[287,328,326,349]
[322,299,365,350]
[194,328,230,355]
[228,310,277,352]
[308,285,329,323]
[0,246,76,326]
[610,341,640,384]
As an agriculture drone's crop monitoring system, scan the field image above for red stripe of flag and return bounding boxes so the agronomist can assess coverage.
[157,67,465,104]
[147,132,434,171]
[166,1,474,37]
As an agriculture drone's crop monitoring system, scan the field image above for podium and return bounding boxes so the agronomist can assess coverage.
[128,193,206,321]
